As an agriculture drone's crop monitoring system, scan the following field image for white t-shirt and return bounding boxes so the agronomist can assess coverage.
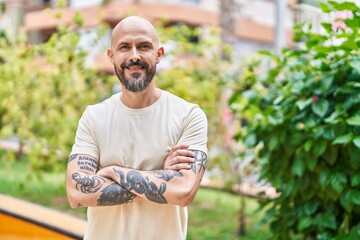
[71,89,208,240]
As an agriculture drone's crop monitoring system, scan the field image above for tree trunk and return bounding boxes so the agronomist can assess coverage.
[238,196,246,236]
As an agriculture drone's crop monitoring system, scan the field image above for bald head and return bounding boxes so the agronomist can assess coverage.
[111,16,160,49]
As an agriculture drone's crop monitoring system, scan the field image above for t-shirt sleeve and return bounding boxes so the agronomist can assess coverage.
[177,106,208,155]
[70,107,99,159]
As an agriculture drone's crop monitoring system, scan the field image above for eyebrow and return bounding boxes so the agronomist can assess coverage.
[116,41,153,48]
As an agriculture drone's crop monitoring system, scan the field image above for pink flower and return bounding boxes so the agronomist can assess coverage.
[334,10,352,20]
[332,20,347,32]
[332,10,352,32]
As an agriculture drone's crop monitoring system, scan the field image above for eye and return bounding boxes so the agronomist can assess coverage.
[119,45,130,50]
[139,44,150,50]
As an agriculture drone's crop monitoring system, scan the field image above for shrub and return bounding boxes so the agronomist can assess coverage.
[230,1,360,239]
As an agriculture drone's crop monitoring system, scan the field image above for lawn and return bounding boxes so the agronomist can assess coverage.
[0,156,271,239]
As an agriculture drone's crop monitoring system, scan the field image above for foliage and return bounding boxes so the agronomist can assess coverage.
[230,1,360,239]
[0,26,115,172]
[156,23,229,150]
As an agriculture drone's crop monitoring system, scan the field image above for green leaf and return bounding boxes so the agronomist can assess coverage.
[258,50,273,56]
[244,133,257,147]
[296,98,312,110]
[320,170,331,188]
[351,174,360,187]
[304,140,313,152]
[333,134,353,145]
[313,139,327,157]
[353,136,360,149]
[330,1,357,11]
[319,2,332,13]
[350,60,360,74]
[291,158,305,177]
[347,115,360,126]
[312,99,329,118]
[316,212,337,230]
[304,201,319,215]
[323,145,338,165]
[331,172,347,193]
[340,190,353,212]
[298,217,313,231]
[324,110,343,124]
[348,189,360,205]
[321,22,332,32]
[306,158,318,171]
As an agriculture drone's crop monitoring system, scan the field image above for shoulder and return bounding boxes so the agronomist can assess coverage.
[84,93,119,117]
[161,90,207,127]
[162,90,206,115]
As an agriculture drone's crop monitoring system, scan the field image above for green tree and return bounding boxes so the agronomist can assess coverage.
[0,25,116,172]
[230,1,360,239]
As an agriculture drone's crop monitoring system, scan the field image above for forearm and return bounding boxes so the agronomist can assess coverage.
[66,154,141,208]
[99,166,202,207]
[66,171,141,208]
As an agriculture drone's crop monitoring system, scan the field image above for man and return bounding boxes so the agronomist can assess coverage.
[66,16,208,240]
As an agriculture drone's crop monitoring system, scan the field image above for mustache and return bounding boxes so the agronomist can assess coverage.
[121,60,149,69]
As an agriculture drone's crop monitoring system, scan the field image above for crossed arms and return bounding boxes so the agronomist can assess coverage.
[66,144,207,208]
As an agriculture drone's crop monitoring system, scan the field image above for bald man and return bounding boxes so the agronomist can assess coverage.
[66,16,208,240]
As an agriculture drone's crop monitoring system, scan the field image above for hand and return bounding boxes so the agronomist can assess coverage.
[96,166,112,179]
[164,144,196,171]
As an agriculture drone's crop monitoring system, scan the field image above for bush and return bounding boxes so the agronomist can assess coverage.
[230,1,360,239]
[0,26,116,172]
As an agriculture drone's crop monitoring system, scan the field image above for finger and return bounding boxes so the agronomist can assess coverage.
[174,149,196,157]
[166,163,192,171]
[166,144,189,157]
[170,144,190,152]
[169,156,195,166]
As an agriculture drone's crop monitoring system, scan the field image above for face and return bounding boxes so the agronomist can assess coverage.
[108,17,164,92]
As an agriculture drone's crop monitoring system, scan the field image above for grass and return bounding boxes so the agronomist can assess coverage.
[0,156,270,239]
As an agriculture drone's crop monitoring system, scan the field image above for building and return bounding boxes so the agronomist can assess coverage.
[1,0,300,71]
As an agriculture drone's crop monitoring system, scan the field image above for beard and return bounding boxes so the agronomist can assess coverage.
[114,60,156,92]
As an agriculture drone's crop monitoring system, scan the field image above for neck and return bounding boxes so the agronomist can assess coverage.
[120,86,161,109]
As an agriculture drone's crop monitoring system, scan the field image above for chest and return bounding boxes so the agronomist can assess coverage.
[96,110,185,170]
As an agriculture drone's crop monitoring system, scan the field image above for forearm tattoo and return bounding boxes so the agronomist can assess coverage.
[188,150,207,174]
[72,173,105,193]
[111,168,183,204]
[98,183,137,206]
[152,170,183,181]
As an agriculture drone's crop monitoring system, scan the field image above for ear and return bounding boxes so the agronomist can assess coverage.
[156,47,164,64]
[107,48,115,65]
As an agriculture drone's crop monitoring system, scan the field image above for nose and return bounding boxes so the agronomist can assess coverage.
[131,46,141,62]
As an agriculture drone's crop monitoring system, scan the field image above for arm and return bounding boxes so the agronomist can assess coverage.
[66,145,197,208]
[97,148,207,207]
[66,154,141,209]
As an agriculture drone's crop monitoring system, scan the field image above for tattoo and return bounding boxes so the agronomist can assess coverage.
[77,155,97,173]
[98,183,136,206]
[152,170,183,181]
[68,154,78,163]
[113,168,168,204]
[188,150,207,174]
[72,173,105,194]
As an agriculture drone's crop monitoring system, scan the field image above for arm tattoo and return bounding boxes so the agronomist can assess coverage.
[98,183,137,206]
[188,150,207,174]
[152,170,183,181]
[72,173,105,193]
[112,168,179,204]
[77,155,97,173]
[68,154,78,163]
